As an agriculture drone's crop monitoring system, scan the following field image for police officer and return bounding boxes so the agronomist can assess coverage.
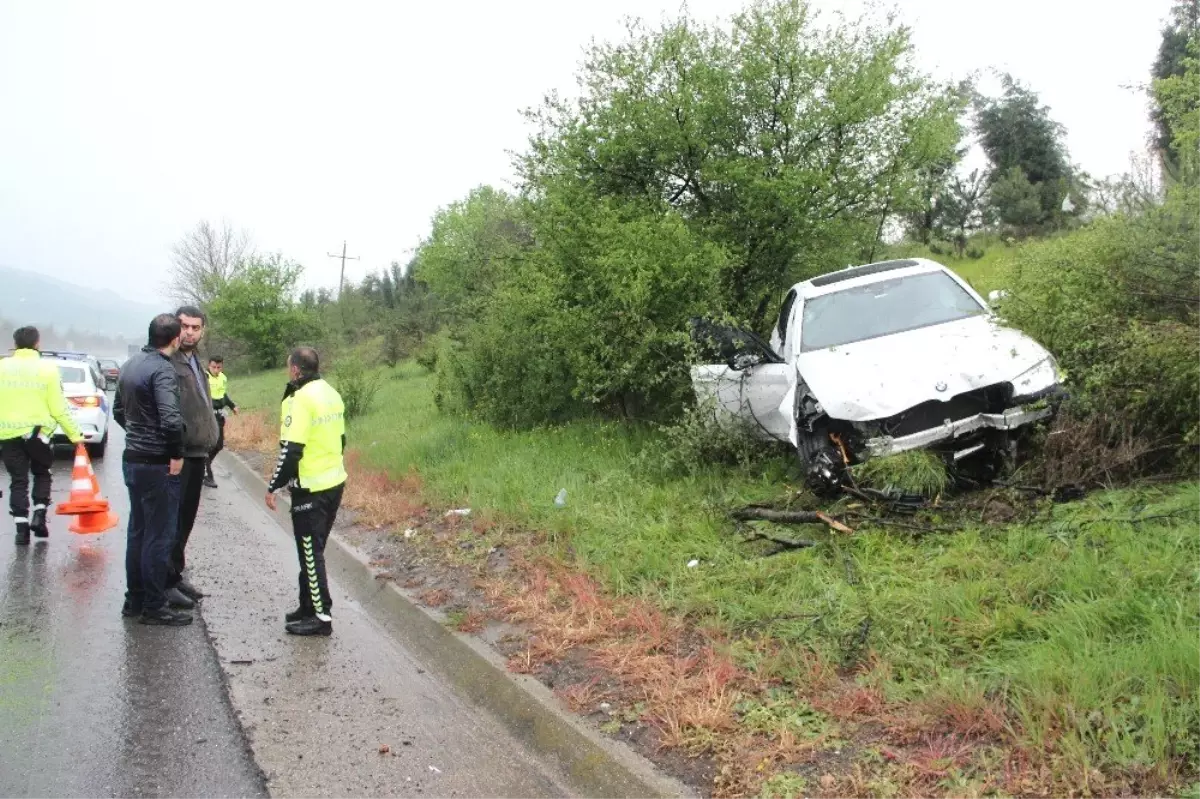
[0,326,83,545]
[204,355,238,488]
[264,347,346,636]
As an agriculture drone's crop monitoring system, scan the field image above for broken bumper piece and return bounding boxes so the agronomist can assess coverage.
[863,406,1055,459]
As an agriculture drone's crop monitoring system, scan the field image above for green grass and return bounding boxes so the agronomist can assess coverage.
[231,363,1200,786]
[880,234,1016,296]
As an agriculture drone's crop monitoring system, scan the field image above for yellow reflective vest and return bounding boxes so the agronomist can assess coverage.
[208,371,228,401]
[279,378,347,492]
[0,349,82,442]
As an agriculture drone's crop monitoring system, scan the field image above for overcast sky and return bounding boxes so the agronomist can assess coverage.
[0,0,1173,305]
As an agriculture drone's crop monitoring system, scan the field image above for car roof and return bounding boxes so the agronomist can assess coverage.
[792,257,954,299]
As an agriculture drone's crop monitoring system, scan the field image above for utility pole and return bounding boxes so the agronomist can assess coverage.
[327,240,361,330]
[327,240,360,301]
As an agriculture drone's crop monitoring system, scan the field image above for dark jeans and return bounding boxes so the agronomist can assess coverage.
[168,457,206,586]
[123,461,181,612]
[291,482,345,619]
[207,414,225,474]
[2,435,54,520]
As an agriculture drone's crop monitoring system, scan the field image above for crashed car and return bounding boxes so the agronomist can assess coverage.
[691,257,1065,490]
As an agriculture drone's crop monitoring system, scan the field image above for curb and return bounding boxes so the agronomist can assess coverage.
[220,450,693,799]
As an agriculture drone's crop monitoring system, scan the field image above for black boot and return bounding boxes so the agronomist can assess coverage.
[285,606,314,623]
[30,506,48,539]
[203,462,218,489]
[285,616,332,636]
[15,521,30,546]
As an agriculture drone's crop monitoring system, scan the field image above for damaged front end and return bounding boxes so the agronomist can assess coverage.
[796,382,1067,495]
[851,383,1066,461]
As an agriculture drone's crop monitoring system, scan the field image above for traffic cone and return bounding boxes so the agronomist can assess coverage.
[55,444,119,535]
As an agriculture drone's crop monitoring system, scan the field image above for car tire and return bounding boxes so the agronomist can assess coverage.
[88,435,107,459]
[795,422,844,496]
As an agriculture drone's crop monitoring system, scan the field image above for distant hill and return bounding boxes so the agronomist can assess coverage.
[0,265,165,340]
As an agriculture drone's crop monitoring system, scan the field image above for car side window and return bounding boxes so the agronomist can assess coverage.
[777,290,797,346]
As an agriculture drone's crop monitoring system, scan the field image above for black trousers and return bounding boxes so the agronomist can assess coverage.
[2,436,54,520]
[169,457,206,585]
[208,414,225,471]
[291,482,345,619]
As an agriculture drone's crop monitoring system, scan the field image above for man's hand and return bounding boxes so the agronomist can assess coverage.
[265,492,277,511]
[169,458,183,476]
[233,407,239,415]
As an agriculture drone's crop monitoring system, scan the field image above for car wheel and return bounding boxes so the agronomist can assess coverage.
[88,435,107,459]
[796,423,845,496]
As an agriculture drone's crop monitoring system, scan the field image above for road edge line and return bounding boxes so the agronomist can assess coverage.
[219,450,693,799]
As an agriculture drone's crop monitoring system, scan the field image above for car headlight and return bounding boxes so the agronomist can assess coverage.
[1011,357,1061,398]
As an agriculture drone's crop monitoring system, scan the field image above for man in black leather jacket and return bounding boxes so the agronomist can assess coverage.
[113,314,191,627]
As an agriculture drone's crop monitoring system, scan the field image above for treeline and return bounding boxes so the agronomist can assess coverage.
[187,0,1198,467]
[0,316,130,357]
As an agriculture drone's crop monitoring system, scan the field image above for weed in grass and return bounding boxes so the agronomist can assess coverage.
[852,449,950,497]
[758,771,807,798]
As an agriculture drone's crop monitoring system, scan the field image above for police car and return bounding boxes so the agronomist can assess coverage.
[40,350,112,458]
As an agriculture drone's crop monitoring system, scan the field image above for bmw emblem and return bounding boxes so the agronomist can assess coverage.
[935,381,948,393]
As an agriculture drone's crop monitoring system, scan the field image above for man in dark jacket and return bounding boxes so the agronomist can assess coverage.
[114,314,190,626]
[168,306,220,605]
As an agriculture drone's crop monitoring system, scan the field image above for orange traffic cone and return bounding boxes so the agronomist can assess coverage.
[55,444,119,535]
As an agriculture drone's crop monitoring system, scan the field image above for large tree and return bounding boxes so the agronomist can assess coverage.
[520,0,963,329]
[973,75,1079,234]
[1151,0,1200,173]
[167,220,253,307]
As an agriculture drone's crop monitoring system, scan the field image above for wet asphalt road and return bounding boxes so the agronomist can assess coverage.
[0,423,266,798]
[0,416,575,797]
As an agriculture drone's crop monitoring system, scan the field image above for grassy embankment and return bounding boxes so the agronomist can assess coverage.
[226,352,1198,797]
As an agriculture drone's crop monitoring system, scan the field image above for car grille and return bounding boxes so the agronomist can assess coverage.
[876,384,1011,438]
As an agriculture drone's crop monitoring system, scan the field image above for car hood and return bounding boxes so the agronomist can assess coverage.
[795,315,1052,422]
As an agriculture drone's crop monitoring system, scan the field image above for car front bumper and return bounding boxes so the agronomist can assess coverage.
[863,405,1055,459]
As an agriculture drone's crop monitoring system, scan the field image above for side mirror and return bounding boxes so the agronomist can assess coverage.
[727,351,765,371]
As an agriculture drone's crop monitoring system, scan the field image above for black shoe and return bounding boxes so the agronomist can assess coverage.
[15,523,30,546]
[203,475,218,488]
[122,599,143,618]
[139,607,193,626]
[166,586,195,609]
[286,617,332,636]
[30,508,48,538]
[285,606,314,624]
[176,580,204,600]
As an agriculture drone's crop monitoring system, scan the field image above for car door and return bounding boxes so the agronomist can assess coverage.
[688,316,796,442]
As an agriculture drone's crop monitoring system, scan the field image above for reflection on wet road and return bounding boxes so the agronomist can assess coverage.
[0,423,265,798]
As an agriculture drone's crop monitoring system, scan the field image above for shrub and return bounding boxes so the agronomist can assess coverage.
[966,246,985,259]
[330,357,382,422]
[638,395,790,477]
[1002,185,1199,468]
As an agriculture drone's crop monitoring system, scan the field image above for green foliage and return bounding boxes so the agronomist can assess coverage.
[851,450,950,497]
[521,0,963,330]
[640,395,790,477]
[412,186,531,326]
[428,0,963,428]
[329,356,382,422]
[1002,185,1200,454]
[1151,0,1200,170]
[974,75,1084,234]
[1153,22,1200,182]
[207,253,316,370]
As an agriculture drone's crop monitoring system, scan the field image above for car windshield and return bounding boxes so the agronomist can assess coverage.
[100,360,118,369]
[800,271,986,352]
[58,365,87,384]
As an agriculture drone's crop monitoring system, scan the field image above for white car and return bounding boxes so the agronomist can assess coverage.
[691,258,1064,491]
[41,351,112,458]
